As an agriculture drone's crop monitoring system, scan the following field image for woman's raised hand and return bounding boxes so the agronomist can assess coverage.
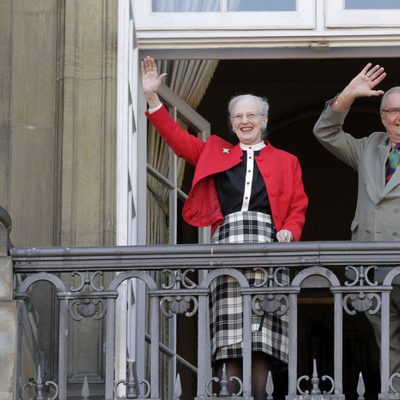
[140,56,167,106]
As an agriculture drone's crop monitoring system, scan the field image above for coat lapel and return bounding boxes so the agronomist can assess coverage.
[211,142,243,172]
[382,166,400,197]
[191,139,243,186]
[376,144,389,199]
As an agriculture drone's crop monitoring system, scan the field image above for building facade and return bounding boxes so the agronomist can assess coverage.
[2,0,400,398]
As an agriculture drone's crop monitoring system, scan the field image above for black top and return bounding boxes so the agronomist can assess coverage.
[214,150,271,216]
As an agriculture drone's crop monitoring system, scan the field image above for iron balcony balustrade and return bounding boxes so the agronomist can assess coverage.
[11,241,400,400]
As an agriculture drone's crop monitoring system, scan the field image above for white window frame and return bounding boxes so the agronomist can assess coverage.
[116,1,147,397]
[326,0,400,27]
[117,0,138,247]
[134,0,316,31]
[117,0,213,392]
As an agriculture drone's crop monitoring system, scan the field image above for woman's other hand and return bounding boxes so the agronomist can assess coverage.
[276,229,293,243]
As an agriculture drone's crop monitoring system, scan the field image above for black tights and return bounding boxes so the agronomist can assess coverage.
[215,352,275,400]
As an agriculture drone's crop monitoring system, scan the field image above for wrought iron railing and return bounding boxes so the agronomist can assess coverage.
[10,241,400,400]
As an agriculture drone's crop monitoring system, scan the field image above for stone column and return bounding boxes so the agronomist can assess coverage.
[0,207,17,400]
[0,0,118,395]
[61,0,117,247]
[61,2,118,396]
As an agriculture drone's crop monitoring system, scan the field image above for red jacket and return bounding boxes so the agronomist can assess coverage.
[146,105,308,240]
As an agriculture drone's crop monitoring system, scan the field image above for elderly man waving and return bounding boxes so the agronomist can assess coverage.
[314,63,400,378]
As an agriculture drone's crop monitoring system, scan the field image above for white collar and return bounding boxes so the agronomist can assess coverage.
[239,141,265,151]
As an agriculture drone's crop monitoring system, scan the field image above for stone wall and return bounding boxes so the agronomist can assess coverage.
[0,0,117,249]
[0,208,16,399]
[0,0,119,396]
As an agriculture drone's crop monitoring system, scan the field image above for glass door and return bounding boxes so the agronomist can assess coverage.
[326,0,400,27]
[134,0,316,30]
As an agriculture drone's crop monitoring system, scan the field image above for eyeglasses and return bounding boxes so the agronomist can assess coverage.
[232,113,262,122]
[381,108,400,117]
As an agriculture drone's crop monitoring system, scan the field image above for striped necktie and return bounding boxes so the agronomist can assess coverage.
[386,143,400,183]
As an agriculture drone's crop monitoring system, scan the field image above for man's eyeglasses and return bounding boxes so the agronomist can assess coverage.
[381,108,400,117]
[232,113,262,122]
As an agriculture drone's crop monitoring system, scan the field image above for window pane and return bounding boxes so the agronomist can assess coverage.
[152,0,220,12]
[345,0,400,9]
[228,0,296,11]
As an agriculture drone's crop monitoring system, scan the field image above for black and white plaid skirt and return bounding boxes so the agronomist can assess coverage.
[210,211,289,363]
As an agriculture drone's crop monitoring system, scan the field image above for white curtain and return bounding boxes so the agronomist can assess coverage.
[153,0,220,12]
[147,59,218,246]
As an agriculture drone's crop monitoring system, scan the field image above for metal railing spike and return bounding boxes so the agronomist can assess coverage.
[81,376,90,399]
[266,371,274,400]
[297,359,335,399]
[205,362,243,397]
[114,360,151,399]
[173,374,182,400]
[357,372,365,400]
[127,360,141,398]
[21,364,59,400]
[311,359,321,395]
[219,363,230,396]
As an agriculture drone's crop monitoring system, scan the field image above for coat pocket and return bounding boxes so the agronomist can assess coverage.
[350,219,359,232]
